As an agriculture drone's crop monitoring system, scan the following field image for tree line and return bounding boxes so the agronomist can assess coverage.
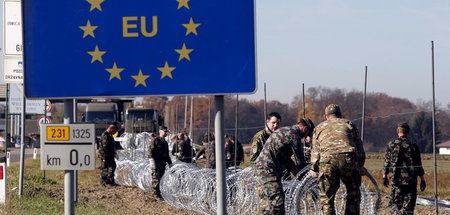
[131,87,450,153]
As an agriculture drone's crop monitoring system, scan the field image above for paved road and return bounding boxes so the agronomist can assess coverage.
[4,147,38,163]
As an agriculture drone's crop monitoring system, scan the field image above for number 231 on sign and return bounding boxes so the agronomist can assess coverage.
[46,126,70,141]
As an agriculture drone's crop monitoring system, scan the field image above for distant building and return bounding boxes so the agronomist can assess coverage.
[437,141,450,155]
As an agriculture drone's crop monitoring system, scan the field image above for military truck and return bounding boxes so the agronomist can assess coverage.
[124,108,163,134]
[83,102,119,139]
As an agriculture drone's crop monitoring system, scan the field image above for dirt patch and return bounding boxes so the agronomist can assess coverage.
[377,194,449,215]
[76,184,201,215]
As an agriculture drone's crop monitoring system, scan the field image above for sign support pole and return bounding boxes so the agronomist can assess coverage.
[214,95,226,215]
[73,99,78,203]
[18,84,26,198]
[5,84,9,155]
[64,100,75,215]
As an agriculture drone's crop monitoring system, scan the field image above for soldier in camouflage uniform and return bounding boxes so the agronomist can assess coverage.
[174,132,195,163]
[225,135,244,167]
[195,133,216,168]
[99,124,118,186]
[310,104,366,215]
[250,112,282,163]
[382,122,426,215]
[147,126,172,200]
[254,118,313,215]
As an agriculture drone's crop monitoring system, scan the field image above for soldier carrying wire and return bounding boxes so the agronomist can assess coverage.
[254,118,313,215]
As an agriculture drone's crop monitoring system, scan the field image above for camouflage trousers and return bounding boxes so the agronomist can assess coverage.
[318,153,361,215]
[100,159,116,185]
[388,184,417,215]
[151,167,166,198]
[255,174,285,215]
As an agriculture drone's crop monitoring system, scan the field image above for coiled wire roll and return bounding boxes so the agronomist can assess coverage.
[114,133,380,214]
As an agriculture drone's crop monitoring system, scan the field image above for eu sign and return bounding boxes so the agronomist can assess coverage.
[22,0,256,98]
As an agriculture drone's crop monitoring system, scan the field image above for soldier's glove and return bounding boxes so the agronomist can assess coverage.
[359,167,367,176]
[382,177,389,188]
[308,170,318,178]
[420,180,426,191]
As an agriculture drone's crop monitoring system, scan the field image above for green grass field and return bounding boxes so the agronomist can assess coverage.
[0,152,449,214]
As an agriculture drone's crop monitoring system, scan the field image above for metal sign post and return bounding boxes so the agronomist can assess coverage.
[40,118,95,215]
[214,95,226,215]
[18,84,25,198]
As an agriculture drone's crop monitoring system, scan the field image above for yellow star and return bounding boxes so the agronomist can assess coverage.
[79,20,98,38]
[105,62,124,80]
[131,69,150,87]
[175,43,194,61]
[182,17,201,36]
[176,0,190,10]
[86,0,105,12]
[157,61,176,79]
[87,45,106,63]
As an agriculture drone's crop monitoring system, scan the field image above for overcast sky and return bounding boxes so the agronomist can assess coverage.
[242,0,450,107]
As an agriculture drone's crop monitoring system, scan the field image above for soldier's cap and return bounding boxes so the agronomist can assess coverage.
[325,104,341,115]
[160,126,170,133]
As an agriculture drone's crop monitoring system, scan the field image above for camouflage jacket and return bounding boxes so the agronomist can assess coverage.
[148,136,172,169]
[250,127,273,162]
[311,118,365,172]
[205,141,216,168]
[383,136,424,185]
[175,139,195,161]
[99,131,116,162]
[225,140,244,165]
[254,125,306,180]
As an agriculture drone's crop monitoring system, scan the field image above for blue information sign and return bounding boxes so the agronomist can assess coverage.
[22,0,256,98]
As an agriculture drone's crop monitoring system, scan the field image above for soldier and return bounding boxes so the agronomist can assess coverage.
[250,112,282,163]
[225,135,244,167]
[148,126,172,200]
[174,132,195,163]
[310,104,366,215]
[99,124,118,186]
[382,122,426,215]
[254,118,313,215]
[195,132,215,168]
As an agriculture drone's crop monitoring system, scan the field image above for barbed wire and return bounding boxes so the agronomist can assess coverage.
[114,133,381,215]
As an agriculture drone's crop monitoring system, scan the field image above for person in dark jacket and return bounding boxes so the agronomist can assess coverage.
[225,135,244,167]
[148,126,172,200]
[99,124,118,186]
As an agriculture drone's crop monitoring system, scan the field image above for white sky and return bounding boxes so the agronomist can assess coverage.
[2,1,450,107]
[242,0,450,106]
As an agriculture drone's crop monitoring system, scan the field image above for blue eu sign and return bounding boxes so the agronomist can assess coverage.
[22,0,256,98]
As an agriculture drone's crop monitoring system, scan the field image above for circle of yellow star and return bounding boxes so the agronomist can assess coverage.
[79,20,98,38]
[86,0,105,12]
[157,61,176,79]
[175,43,194,61]
[131,69,150,87]
[105,62,124,80]
[182,17,201,36]
[176,0,190,10]
[87,45,106,63]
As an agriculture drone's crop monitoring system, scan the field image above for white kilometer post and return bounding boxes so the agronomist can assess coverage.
[40,124,95,171]
[0,156,6,204]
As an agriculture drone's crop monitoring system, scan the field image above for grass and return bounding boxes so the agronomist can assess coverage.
[1,152,449,214]
[363,153,450,197]
[0,157,118,215]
